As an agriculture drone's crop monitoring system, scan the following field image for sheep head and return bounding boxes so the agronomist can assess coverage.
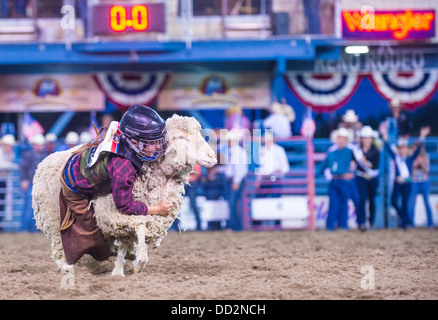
[165,115,217,169]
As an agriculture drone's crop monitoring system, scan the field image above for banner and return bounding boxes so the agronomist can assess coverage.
[93,72,169,111]
[285,69,438,112]
[285,72,363,112]
[158,72,271,110]
[0,74,104,113]
[368,69,438,110]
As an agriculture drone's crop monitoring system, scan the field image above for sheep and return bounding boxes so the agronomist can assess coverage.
[32,115,217,276]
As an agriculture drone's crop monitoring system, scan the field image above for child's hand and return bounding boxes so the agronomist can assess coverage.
[148,201,173,216]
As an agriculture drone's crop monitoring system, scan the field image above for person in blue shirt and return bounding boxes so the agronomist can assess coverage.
[379,123,430,230]
[317,128,363,231]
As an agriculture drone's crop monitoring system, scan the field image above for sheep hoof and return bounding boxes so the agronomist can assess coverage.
[111,267,125,277]
[133,256,148,274]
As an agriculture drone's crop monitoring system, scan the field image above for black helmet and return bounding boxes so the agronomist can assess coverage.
[119,105,169,162]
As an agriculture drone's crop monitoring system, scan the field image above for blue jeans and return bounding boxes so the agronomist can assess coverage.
[21,184,38,232]
[303,0,321,34]
[184,183,202,230]
[327,179,352,231]
[356,176,379,226]
[1,0,9,18]
[225,179,244,231]
[409,181,434,227]
[391,182,411,229]
[14,0,28,17]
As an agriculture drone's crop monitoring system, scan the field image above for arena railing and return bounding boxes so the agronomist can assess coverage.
[241,136,315,231]
[0,168,24,232]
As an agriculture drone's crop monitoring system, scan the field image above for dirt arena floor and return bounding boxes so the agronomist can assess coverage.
[0,228,437,300]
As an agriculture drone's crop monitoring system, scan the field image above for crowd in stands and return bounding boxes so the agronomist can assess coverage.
[0,98,435,233]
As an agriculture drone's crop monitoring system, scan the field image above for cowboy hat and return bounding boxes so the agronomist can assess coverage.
[30,134,46,145]
[342,109,359,123]
[360,126,375,138]
[1,134,16,146]
[390,98,402,109]
[337,127,350,138]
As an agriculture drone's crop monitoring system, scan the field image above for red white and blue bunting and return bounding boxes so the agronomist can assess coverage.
[368,70,438,110]
[285,70,438,112]
[93,72,169,110]
[285,72,363,113]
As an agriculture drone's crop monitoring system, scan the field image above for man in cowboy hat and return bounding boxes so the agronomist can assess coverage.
[338,109,363,143]
[317,127,362,231]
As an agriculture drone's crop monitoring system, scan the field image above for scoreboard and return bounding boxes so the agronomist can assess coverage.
[92,3,166,35]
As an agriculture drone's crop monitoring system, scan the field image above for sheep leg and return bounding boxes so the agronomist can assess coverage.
[111,242,128,277]
[133,224,148,274]
[50,236,74,274]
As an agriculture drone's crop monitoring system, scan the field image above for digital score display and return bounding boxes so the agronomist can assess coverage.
[92,3,165,35]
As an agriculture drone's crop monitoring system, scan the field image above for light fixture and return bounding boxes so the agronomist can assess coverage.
[344,46,369,55]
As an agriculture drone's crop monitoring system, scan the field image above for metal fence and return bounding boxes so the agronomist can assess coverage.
[0,168,24,232]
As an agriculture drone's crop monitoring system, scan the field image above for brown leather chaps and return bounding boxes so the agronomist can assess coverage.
[59,170,111,265]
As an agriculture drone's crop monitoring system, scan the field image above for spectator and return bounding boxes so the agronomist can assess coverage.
[101,114,114,128]
[19,133,47,232]
[317,128,360,231]
[1,0,10,18]
[56,131,80,151]
[45,133,57,155]
[379,123,430,230]
[303,0,321,34]
[389,98,412,138]
[185,164,203,231]
[0,134,18,169]
[255,131,290,198]
[225,106,251,140]
[409,145,434,228]
[200,163,227,201]
[15,0,29,18]
[261,101,292,139]
[0,134,19,230]
[338,109,363,143]
[79,131,93,145]
[77,0,88,37]
[219,130,249,231]
[355,126,380,231]
[279,98,296,126]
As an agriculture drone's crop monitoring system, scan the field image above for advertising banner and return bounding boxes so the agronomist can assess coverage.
[158,72,271,110]
[0,74,104,113]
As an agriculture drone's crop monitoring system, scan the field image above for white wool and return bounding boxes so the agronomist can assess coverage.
[33,115,213,274]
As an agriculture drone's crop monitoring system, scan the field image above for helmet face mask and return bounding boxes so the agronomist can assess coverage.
[137,136,169,161]
[121,132,169,162]
[119,105,169,163]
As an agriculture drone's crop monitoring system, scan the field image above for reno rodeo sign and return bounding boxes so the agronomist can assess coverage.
[342,9,435,40]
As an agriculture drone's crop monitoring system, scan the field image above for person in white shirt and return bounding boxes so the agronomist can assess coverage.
[256,131,290,176]
[0,134,19,230]
[262,102,292,139]
[255,131,290,198]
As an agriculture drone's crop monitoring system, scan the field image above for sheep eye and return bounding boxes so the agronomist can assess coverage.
[178,136,189,141]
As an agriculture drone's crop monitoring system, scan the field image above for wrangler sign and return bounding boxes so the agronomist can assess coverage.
[342,9,435,40]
